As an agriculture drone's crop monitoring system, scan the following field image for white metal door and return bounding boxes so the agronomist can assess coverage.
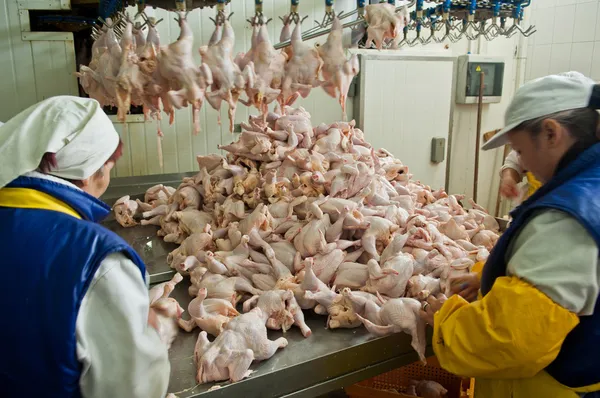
[357,54,454,190]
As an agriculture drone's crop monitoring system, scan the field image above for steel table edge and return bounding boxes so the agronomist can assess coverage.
[183,332,434,398]
[281,345,435,398]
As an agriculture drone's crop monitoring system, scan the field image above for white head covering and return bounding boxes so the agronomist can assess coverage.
[0,96,120,188]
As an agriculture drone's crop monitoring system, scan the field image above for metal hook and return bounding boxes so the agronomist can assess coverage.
[134,20,148,30]
[522,26,537,37]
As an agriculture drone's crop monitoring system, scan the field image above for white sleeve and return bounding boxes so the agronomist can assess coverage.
[76,253,170,398]
[500,149,524,178]
[507,210,600,315]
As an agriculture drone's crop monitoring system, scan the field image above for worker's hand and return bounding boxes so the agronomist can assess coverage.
[500,174,519,198]
[148,307,160,333]
[419,294,447,326]
[449,273,480,302]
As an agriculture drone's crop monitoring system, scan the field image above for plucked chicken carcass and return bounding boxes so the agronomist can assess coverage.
[112,195,140,227]
[76,29,113,107]
[115,104,502,384]
[148,273,185,349]
[200,20,255,133]
[238,23,287,115]
[279,22,323,108]
[242,289,310,336]
[194,308,288,383]
[317,16,359,120]
[364,3,407,50]
[356,295,427,363]
[136,184,176,212]
[136,17,176,126]
[76,18,121,107]
[159,12,213,134]
[114,20,147,121]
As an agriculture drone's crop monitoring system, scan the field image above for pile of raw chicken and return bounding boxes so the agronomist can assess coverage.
[113,103,500,387]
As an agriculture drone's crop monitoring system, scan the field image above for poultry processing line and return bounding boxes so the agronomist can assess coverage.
[109,104,500,395]
[77,0,535,170]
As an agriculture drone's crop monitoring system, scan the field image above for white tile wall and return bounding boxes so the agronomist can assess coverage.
[553,5,576,44]
[526,0,600,81]
[549,43,573,74]
[570,41,595,76]
[573,1,598,42]
[532,7,556,45]
[592,41,600,80]
[530,44,552,79]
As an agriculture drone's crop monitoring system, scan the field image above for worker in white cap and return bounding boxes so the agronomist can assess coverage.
[421,72,600,398]
[0,96,170,398]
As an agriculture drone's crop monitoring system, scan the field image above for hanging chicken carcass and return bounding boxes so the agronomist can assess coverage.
[279,21,323,109]
[200,19,256,133]
[114,20,146,121]
[76,18,121,108]
[136,17,174,125]
[158,11,213,135]
[364,3,406,50]
[317,16,359,120]
[238,22,287,116]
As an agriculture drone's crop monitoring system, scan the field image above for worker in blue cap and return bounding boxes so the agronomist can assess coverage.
[421,72,600,398]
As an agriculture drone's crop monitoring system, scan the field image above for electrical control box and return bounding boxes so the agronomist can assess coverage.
[431,137,446,163]
[456,55,505,104]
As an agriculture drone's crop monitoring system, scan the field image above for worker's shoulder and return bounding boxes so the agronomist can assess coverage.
[510,209,600,315]
[88,252,148,293]
[525,208,592,234]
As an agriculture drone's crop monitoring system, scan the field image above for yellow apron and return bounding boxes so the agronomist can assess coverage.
[450,266,595,398]
[525,172,542,199]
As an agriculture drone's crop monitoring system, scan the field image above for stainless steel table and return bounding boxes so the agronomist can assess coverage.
[103,217,176,284]
[102,176,434,397]
[167,279,433,398]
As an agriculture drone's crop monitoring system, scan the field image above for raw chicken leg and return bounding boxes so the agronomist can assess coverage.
[178,287,239,336]
[149,273,185,349]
